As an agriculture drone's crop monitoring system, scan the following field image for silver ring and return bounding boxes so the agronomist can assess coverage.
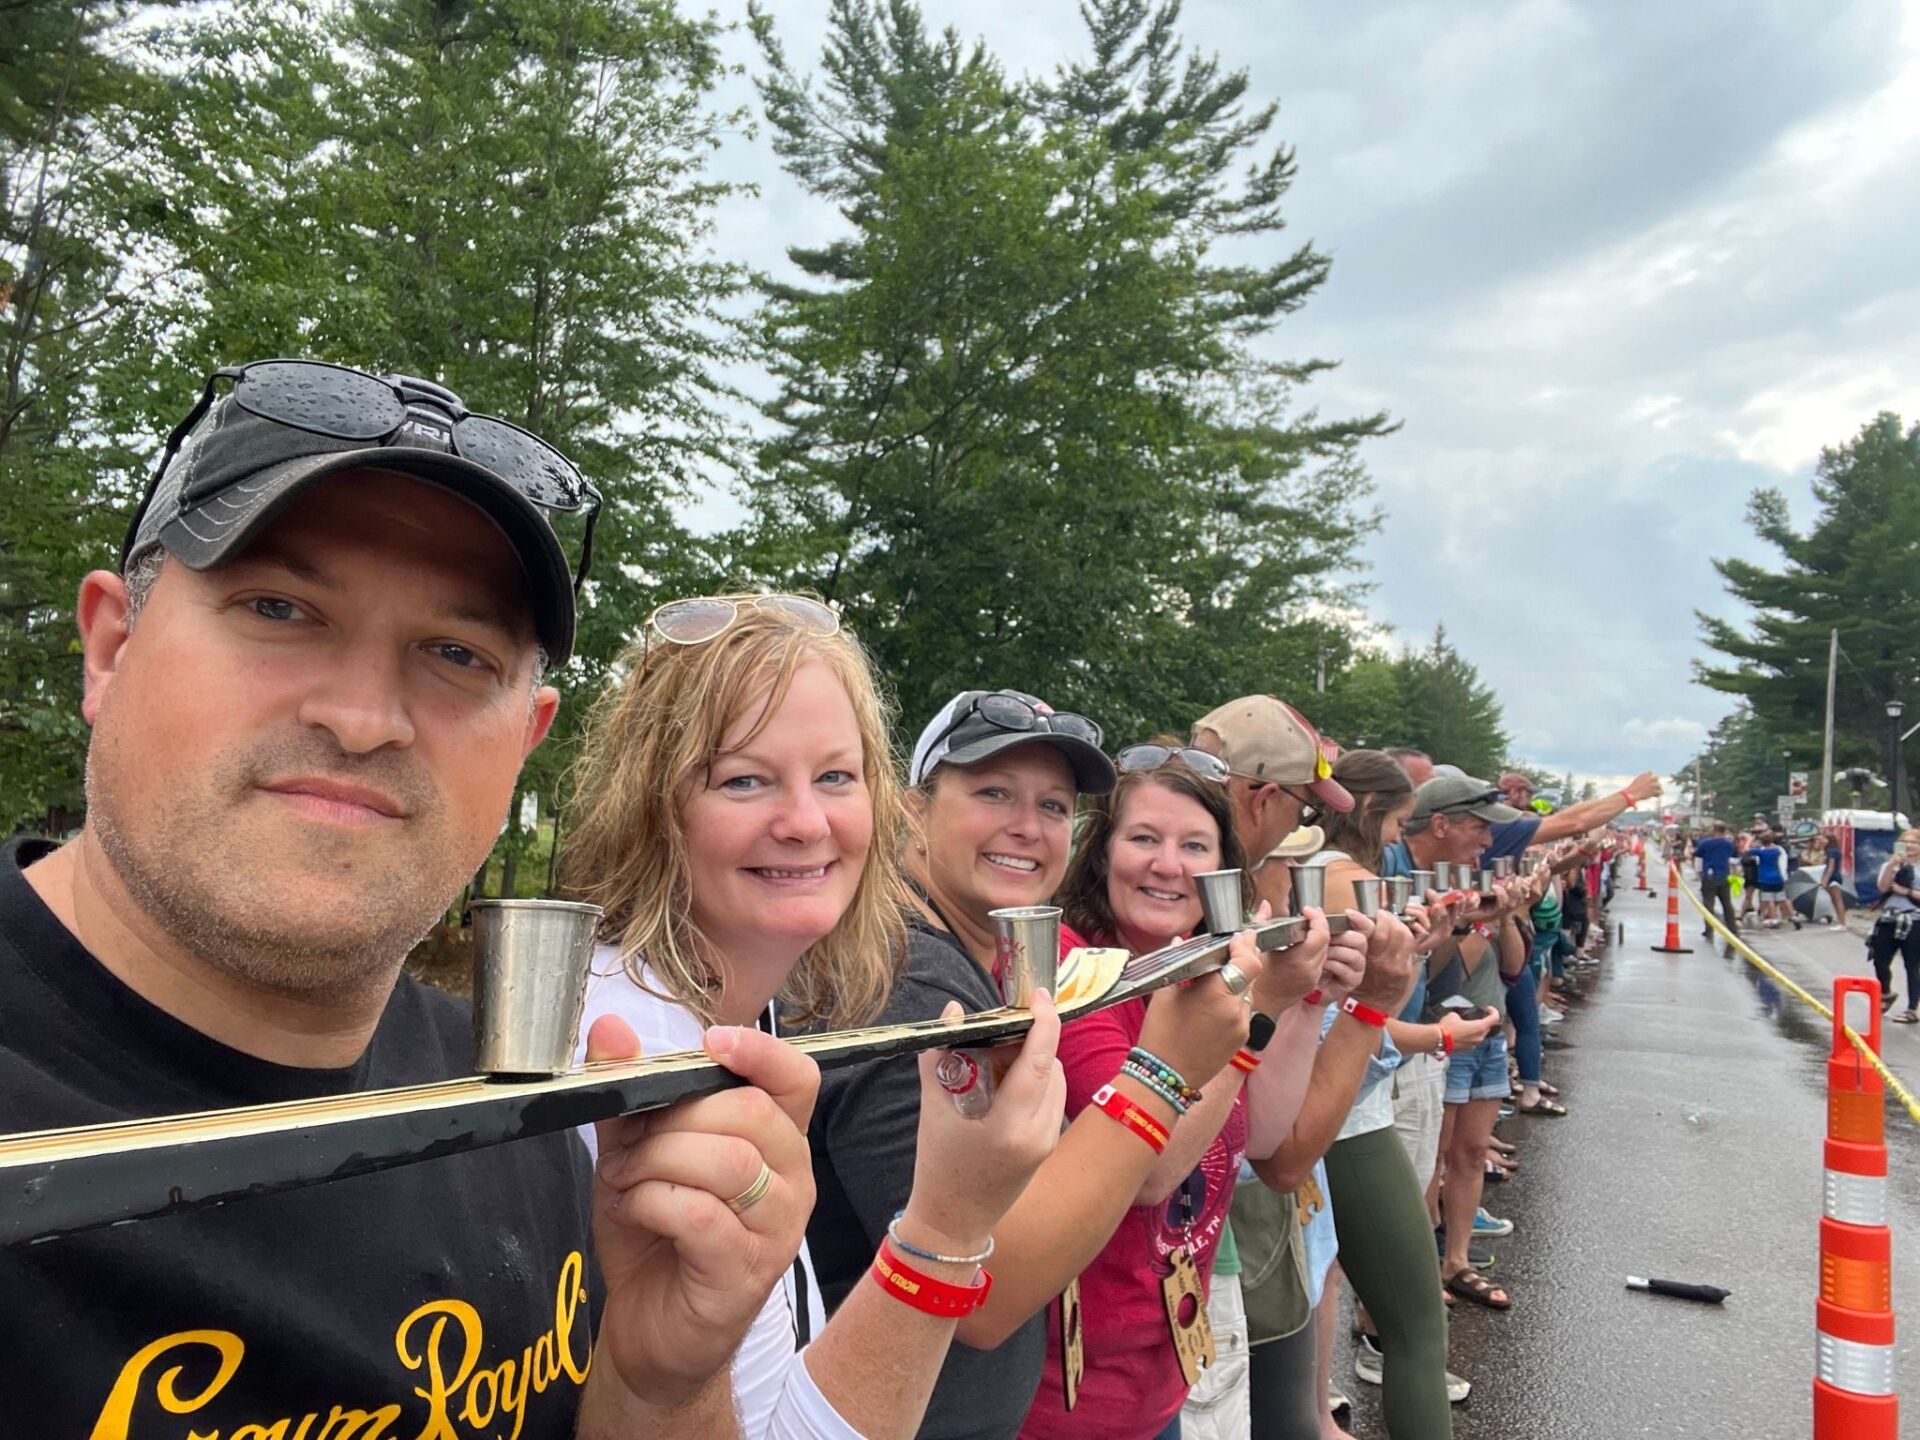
[724,1162,774,1215]
[1218,961,1252,997]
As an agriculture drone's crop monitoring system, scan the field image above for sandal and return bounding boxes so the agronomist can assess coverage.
[1445,1267,1512,1310]
[1537,1082,1561,1099]
[1516,1098,1568,1117]
[1894,1010,1918,1025]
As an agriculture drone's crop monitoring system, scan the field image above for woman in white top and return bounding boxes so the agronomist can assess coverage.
[560,594,1066,1440]
[1305,750,1498,1439]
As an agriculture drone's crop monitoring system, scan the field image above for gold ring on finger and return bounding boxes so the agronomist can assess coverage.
[724,1162,774,1215]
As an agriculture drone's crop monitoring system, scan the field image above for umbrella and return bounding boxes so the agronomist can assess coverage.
[1787,866,1834,922]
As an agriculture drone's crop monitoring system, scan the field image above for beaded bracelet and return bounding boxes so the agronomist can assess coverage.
[888,1213,996,1266]
[1126,1047,1201,1107]
[1119,1060,1193,1115]
[1090,1082,1170,1154]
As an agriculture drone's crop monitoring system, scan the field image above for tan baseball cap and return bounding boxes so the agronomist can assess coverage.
[1191,696,1354,812]
[1264,824,1326,862]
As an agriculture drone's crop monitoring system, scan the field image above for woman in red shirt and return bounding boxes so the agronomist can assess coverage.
[1022,748,1361,1440]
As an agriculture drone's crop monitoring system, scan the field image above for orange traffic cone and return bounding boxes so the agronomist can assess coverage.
[1651,860,1693,953]
[1637,839,1651,895]
[1815,978,1898,1439]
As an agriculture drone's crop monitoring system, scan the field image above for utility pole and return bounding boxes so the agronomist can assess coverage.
[1820,627,1838,818]
[1316,644,1327,694]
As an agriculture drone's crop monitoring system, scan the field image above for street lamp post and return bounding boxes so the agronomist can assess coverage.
[1887,699,1905,824]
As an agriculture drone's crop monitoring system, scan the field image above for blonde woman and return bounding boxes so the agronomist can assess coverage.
[563,596,1066,1440]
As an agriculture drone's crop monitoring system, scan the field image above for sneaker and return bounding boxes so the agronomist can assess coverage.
[1352,1335,1472,1403]
[1354,1335,1383,1386]
[1474,1206,1514,1237]
[1329,1384,1352,1417]
[1436,1227,1496,1268]
[1541,1006,1566,1024]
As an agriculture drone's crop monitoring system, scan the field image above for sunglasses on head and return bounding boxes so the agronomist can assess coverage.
[1115,744,1230,784]
[927,692,1103,755]
[129,359,601,587]
[646,594,840,649]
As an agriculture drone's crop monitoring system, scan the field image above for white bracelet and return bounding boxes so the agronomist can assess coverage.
[888,1213,996,1266]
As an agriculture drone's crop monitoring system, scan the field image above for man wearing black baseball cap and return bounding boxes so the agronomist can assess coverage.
[1,360,812,1436]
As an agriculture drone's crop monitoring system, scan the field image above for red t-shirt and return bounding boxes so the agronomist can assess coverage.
[1021,926,1248,1440]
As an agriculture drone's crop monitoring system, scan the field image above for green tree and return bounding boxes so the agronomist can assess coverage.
[1315,654,1403,747]
[1678,703,1799,824]
[0,1,178,828]
[1389,625,1509,777]
[745,0,1387,743]
[1699,412,1920,809]
[6,0,748,853]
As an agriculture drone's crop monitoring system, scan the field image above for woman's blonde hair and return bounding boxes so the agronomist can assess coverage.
[560,595,909,1029]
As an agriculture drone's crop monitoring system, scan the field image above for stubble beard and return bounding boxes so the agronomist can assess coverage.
[86,732,466,1004]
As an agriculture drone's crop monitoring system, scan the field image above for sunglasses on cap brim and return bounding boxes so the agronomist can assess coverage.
[128,359,601,588]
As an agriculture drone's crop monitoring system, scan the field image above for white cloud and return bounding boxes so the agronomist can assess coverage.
[702,0,1919,783]
[1622,716,1711,751]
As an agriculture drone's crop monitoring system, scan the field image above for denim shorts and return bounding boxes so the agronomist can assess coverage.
[1445,1032,1511,1104]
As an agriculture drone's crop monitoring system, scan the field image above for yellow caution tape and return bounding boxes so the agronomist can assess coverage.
[1679,877,1920,1127]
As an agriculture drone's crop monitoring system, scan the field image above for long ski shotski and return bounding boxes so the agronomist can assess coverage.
[0,914,1348,1247]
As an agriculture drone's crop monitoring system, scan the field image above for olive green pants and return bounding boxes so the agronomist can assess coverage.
[1324,1125,1453,1438]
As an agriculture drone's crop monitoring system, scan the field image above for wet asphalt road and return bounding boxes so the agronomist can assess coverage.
[1331,873,1920,1439]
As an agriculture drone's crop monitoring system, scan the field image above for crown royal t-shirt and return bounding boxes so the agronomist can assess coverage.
[0,839,601,1440]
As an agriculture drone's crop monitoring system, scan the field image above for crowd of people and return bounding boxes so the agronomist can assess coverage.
[2,359,1659,1439]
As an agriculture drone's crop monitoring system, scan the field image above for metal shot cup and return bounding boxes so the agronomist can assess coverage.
[989,905,1062,1007]
[1292,864,1327,916]
[1388,875,1414,912]
[1410,869,1435,899]
[944,905,1063,1121]
[1493,856,1516,878]
[1350,877,1383,917]
[1195,870,1246,934]
[1478,868,1496,895]
[471,898,602,1078]
[1432,861,1454,890]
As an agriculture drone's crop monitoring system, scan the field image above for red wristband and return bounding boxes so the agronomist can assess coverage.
[1618,789,1635,807]
[1339,996,1389,1028]
[872,1240,994,1316]
[1090,1082,1170,1153]
[1302,988,1325,1007]
[1230,1048,1261,1073]
[1440,1030,1455,1055]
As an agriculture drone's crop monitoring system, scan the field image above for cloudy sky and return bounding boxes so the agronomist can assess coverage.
[695,0,1920,791]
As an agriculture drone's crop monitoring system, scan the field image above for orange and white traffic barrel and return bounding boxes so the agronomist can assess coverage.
[1652,860,1694,954]
[1815,976,1898,1439]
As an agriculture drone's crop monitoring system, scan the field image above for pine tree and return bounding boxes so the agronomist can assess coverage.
[745,0,1387,742]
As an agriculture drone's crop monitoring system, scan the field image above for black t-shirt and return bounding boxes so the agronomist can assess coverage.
[804,918,1048,1440]
[0,840,600,1438]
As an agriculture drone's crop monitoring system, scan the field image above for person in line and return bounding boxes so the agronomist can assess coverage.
[1819,829,1850,926]
[1399,776,1533,1311]
[1309,750,1496,1437]
[1692,820,1740,936]
[1752,831,1797,930]
[2,362,816,1436]
[563,616,1070,1438]
[1871,831,1920,1023]
[1487,770,1662,858]
[1188,698,1412,1440]
[1027,745,1393,1440]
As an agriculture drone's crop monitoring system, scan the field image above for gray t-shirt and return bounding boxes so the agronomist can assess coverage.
[803,918,1047,1440]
